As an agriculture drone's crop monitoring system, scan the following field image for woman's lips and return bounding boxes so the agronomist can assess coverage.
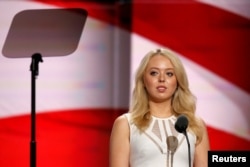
[157,86,167,92]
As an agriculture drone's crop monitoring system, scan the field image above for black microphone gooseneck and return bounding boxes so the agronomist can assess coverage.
[174,115,191,167]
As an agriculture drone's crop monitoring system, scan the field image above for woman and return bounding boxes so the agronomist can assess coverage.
[110,48,209,167]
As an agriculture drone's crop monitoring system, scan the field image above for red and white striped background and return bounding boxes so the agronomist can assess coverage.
[0,0,249,167]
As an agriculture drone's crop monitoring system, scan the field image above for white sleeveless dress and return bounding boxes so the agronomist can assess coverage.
[125,113,196,167]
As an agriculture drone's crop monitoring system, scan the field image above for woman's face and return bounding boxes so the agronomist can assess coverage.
[143,55,177,103]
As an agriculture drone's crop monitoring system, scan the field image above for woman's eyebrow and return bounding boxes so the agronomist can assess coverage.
[148,67,174,70]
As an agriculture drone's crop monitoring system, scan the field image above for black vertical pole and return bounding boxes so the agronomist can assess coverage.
[30,53,43,167]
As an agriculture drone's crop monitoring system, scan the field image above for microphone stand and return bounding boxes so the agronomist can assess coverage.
[174,115,191,167]
[183,131,191,167]
[30,53,43,167]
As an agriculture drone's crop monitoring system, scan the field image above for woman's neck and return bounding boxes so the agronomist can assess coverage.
[149,100,173,118]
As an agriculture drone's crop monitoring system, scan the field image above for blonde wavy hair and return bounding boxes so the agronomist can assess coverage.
[129,48,203,144]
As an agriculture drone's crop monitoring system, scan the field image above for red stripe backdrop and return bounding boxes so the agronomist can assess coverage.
[0,1,249,167]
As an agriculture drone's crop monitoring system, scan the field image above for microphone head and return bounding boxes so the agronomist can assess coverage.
[175,115,189,133]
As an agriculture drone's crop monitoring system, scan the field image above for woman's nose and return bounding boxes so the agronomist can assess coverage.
[159,74,165,82]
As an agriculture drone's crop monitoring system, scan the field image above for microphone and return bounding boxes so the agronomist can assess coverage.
[175,115,191,167]
[175,115,188,133]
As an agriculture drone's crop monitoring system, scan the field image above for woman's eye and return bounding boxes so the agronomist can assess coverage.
[150,71,158,76]
[166,72,174,77]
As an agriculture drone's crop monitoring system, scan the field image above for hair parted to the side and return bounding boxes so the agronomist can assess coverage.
[129,48,203,144]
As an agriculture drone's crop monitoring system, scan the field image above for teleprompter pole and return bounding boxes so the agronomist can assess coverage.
[30,53,43,167]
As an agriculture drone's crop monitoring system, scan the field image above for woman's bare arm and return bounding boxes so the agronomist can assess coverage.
[109,115,130,167]
[194,119,210,167]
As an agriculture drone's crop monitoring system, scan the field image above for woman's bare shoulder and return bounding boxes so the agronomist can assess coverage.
[112,114,130,132]
[195,115,207,128]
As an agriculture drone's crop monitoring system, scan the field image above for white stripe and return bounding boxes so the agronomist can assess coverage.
[197,0,250,19]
